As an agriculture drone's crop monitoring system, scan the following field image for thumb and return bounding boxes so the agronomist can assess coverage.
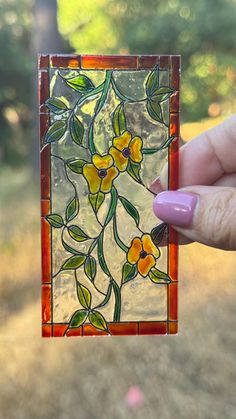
[153,186,236,250]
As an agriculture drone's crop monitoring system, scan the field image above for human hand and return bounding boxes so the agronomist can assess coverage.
[151,115,236,250]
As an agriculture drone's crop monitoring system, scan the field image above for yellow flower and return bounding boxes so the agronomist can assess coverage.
[83,154,119,194]
[109,130,143,172]
[127,234,160,277]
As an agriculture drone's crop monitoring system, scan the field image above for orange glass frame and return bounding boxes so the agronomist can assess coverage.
[39,54,180,337]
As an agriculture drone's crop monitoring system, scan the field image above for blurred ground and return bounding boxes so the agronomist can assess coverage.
[0,120,236,419]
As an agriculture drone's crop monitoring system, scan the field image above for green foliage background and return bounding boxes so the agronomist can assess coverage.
[1,0,236,167]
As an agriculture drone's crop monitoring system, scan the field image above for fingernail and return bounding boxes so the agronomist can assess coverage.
[149,176,163,194]
[153,191,198,227]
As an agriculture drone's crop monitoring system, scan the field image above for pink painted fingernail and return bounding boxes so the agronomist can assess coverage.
[153,191,198,227]
[149,176,163,195]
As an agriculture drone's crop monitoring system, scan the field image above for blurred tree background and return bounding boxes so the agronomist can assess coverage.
[0,0,236,168]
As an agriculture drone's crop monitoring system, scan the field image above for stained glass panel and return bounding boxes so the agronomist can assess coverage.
[39,55,180,337]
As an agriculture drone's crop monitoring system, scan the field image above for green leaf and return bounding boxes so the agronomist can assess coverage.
[97,232,110,276]
[146,100,164,124]
[70,309,88,328]
[89,310,108,332]
[104,187,118,226]
[69,114,84,145]
[113,216,128,252]
[89,192,105,213]
[45,214,64,228]
[65,197,79,223]
[149,267,171,284]
[112,102,126,136]
[94,70,112,114]
[127,160,142,183]
[65,74,95,93]
[142,137,175,154]
[151,86,175,102]
[68,225,89,242]
[146,67,159,97]
[62,254,86,270]
[77,283,91,309]
[98,282,113,308]
[44,120,67,144]
[122,262,138,284]
[119,195,140,226]
[84,256,97,282]
[151,223,168,246]
[159,136,175,149]
[62,238,84,255]
[67,159,86,174]
[45,97,69,114]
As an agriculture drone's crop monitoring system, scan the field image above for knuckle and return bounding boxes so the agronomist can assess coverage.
[198,189,236,249]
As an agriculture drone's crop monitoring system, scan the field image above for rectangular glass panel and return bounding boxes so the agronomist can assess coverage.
[39,55,180,337]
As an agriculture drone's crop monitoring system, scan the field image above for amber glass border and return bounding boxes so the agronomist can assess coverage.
[39,54,180,337]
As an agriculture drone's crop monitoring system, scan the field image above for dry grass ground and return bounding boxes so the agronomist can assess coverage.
[0,119,236,418]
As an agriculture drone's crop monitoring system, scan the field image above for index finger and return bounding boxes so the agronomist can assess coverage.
[160,114,236,190]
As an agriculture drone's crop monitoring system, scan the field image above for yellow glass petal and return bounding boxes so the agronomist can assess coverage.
[109,147,128,172]
[100,166,118,193]
[138,254,155,277]
[92,154,113,170]
[129,136,143,163]
[142,234,160,258]
[83,164,101,194]
[127,237,142,264]
[113,131,131,151]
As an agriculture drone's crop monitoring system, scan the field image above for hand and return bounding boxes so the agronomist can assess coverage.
[151,115,236,250]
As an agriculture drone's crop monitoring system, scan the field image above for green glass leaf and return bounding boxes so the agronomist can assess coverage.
[151,86,175,102]
[65,197,79,223]
[70,309,88,328]
[84,256,97,282]
[159,136,175,149]
[69,114,84,145]
[149,267,171,284]
[113,216,128,252]
[127,160,142,183]
[94,70,112,114]
[89,310,108,332]
[122,262,138,284]
[89,192,105,213]
[77,283,91,309]
[65,74,95,93]
[62,254,86,270]
[45,97,69,114]
[104,187,118,226]
[146,67,159,97]
[142,137,175,154]
[146,100,164,124]
[62,238,84,255]
[44,120,67,144]
[119,195,140,226]
[97,232,110,276]
[68,225,89,242]
[67,159,86,174]
[151,223,168,246]
[98,282,113,308]
[112,102,126,136]
[45,214,64,228]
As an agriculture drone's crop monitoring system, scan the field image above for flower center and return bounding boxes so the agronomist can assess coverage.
[122,147,130,158]
[98,169,107,178]
[140,250,147,259]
